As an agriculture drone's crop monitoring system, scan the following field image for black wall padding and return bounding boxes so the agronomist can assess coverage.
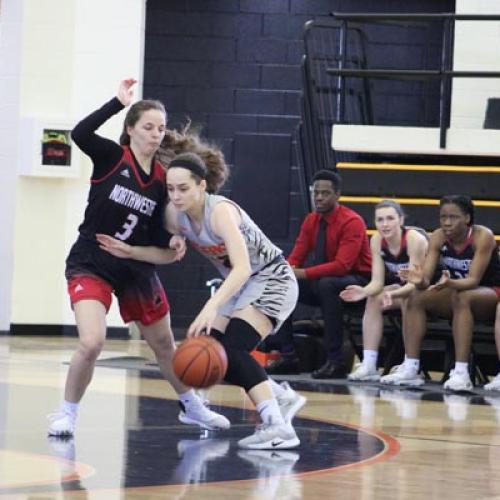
[484,98,500,129]
[340,169,498,199]
[232,133,291,239]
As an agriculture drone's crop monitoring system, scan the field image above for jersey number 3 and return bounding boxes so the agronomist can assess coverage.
[115,214,139,241]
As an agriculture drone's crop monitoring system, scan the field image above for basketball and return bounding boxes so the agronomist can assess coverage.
[173,336,228,388]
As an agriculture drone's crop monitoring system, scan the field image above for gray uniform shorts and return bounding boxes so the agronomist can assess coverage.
[218,256,299,333]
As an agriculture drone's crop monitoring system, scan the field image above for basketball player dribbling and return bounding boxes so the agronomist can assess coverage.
[97,151,307,450]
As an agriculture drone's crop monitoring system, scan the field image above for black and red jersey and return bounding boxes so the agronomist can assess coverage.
[66,97,171,293]
[71,97,171,248]
[380,227,411,285]
[78,147,167,246]
[440,227,500,285]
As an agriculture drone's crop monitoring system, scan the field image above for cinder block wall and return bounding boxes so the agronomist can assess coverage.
[144,0,454,328]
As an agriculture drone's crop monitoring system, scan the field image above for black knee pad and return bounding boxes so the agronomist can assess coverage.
[210,328,225,344]
[211,319,268,392]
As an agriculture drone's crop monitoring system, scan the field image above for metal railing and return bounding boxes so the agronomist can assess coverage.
[327,12,500,149]
[297,18,372,203]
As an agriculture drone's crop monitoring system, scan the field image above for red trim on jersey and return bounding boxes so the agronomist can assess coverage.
[381,226,407,259]
[90,149,127,185]
[446,226,474,256]
[124,146,166,190]
[90,146,166,191]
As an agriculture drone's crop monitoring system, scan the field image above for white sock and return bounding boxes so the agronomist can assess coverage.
[62,400,79,416]
[256,398,284,425]
[363,350,378,370]
[267,378,286,398]
[178,389,201,409]
[454,361,469,375]
[403,356,419,373]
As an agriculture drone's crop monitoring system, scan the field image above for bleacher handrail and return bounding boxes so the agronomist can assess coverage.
[328,12,500,149]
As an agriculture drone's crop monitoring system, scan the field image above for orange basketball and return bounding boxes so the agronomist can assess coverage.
[173,336,228,388]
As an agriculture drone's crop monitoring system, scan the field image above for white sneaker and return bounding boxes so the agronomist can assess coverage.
[276,382,306,423]
[238,422,300,450]
[178,402,230,431]
[443,369,473,392]
[348,363,380,382]
[47,411,76,437]
[484,373,500,391]
[380,364,424,386]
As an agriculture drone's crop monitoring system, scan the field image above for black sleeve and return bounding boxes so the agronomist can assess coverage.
[71,97,125,179]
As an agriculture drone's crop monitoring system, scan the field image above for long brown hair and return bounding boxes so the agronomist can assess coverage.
[158,122,229,193]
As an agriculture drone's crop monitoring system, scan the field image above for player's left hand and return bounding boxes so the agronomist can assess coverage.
[187,302,218,337]
[96,233,132,259]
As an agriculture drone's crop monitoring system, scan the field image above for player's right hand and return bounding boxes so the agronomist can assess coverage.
[96,233,132,259]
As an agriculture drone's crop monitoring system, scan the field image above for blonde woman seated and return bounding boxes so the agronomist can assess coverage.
[340,200,428,382]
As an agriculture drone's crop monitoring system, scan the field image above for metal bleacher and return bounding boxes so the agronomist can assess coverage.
[293,12,500,381]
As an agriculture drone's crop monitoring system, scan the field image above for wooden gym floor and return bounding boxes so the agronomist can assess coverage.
[1,335,500,499]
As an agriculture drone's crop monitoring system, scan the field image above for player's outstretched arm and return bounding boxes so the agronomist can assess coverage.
[96,233,185,264]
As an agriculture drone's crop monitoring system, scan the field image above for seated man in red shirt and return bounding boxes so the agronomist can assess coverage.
[266,169,372,378]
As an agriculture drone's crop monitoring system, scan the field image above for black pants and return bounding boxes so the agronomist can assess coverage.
[269,274,370,363]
